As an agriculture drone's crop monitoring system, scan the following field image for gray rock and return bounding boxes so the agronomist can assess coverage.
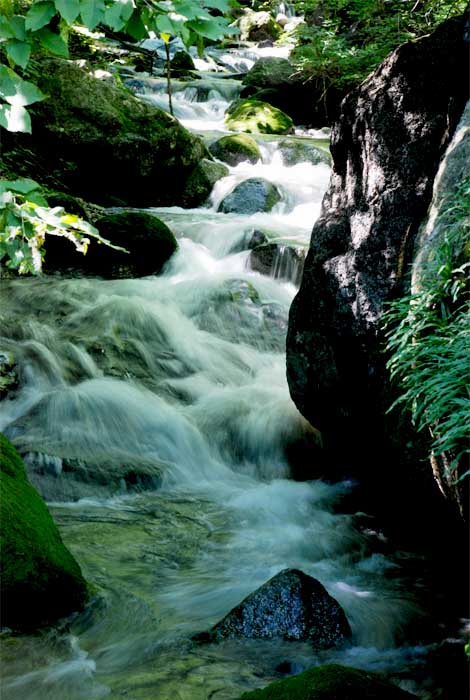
[202,568,351,648]
[286,17,468,454]
[218,178,281,214]
[248,231,305,284]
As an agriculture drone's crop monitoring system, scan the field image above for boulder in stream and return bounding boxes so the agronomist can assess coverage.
[44,211,178,278]
[218,178,281,215]
[0,434,88,630]
[199,568,351,648]
[225,99,294,135]
[238,663,417,699]
[248,230,306,284]
[238,10,282,42]
[209,134,261,166]
[181,158,229,208]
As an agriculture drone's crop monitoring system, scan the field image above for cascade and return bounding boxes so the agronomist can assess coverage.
[0,42,459,700]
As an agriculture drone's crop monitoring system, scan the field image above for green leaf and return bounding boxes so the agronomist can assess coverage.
[0,178,41,194]
[25,1,57,32]
[0,65,45,106]
[155,14,176,36]
[104,0,134,31]
[55,0,80,23]
[36,28,69,57]
[5,40,31,69]
[187,17,228,41]
[80,0,106,30]
[125,9,147,40]
[9,15,26,40]
[0,103,32,133]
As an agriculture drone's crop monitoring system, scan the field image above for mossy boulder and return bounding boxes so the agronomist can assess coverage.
[181,158,229,208]
[171,50,196,76]
[277,139,331,166]
[218,178,281,214]
[238,10,282,42]
[43,211,178,278]
[0,350,18,400]
[0,434,88,630]
[197,569,351,648]
[1,57,208,207]
[238,664,417,699]
[225,99,294,135]
[209,134,262,166]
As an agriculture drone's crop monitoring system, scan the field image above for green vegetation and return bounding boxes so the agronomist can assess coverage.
[225,99,294,135]
[384,176,470,483]
[238,663,416,699]
[209,133,262,166]
[0,433,88,629]
[0,177,118,274]
[290,1,468,93]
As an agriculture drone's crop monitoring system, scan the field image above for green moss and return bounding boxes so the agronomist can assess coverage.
[209,134,261,166]
[225,99,294,135]
[238,664,416,699]
[0,434,88,630]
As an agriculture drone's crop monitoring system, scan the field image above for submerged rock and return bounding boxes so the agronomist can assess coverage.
[225,99,294,135]
[2,57,208,207]
[218,178,281,215]
[44,211,178,278]
[199,568,351,648]
[0,434,88,630]
[238,663,417,699]
[181,158,229,208]
[209,134,261,166]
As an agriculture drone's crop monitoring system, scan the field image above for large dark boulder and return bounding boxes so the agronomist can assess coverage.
[43,211,178,278]
[201,569,351,648]
[1,57,209,207]
[218,178,281,214]
[0,434,88,630]
[286,17,468,463]
[181,158,229,208]
[238,664,417,699]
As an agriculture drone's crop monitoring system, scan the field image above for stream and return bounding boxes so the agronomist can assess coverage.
[0,45,461,700]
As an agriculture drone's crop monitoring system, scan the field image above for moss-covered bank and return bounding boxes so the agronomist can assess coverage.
[239,664,416,699]
[0,434,88,630]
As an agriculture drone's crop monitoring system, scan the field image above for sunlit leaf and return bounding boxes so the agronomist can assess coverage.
[0,103,31,132]
[80,0,106,30]
[5,39,31,69]
[25,1,56,31]
[55,0,80,23]
[37,28,69,57]
[0,65,45,106]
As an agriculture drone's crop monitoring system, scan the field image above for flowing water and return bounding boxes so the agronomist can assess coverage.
[0,49,463,700]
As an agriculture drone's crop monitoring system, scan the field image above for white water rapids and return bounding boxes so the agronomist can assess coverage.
[0,55,456,700]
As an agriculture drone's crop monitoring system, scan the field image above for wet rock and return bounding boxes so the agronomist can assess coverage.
[0,434,88,630]
[1,57,208,207]
[248,231,305,284]
[201,568,351,648]
[181,159,229,208]
[44,211,178,278]
[171,50,196,72]
[0,351,18,400]
[225,99,294,135]
[277,138,330,166]
[238,10,282,43]
[219,178,281,215]
[209,134,261,166]
[238,663,417,699]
